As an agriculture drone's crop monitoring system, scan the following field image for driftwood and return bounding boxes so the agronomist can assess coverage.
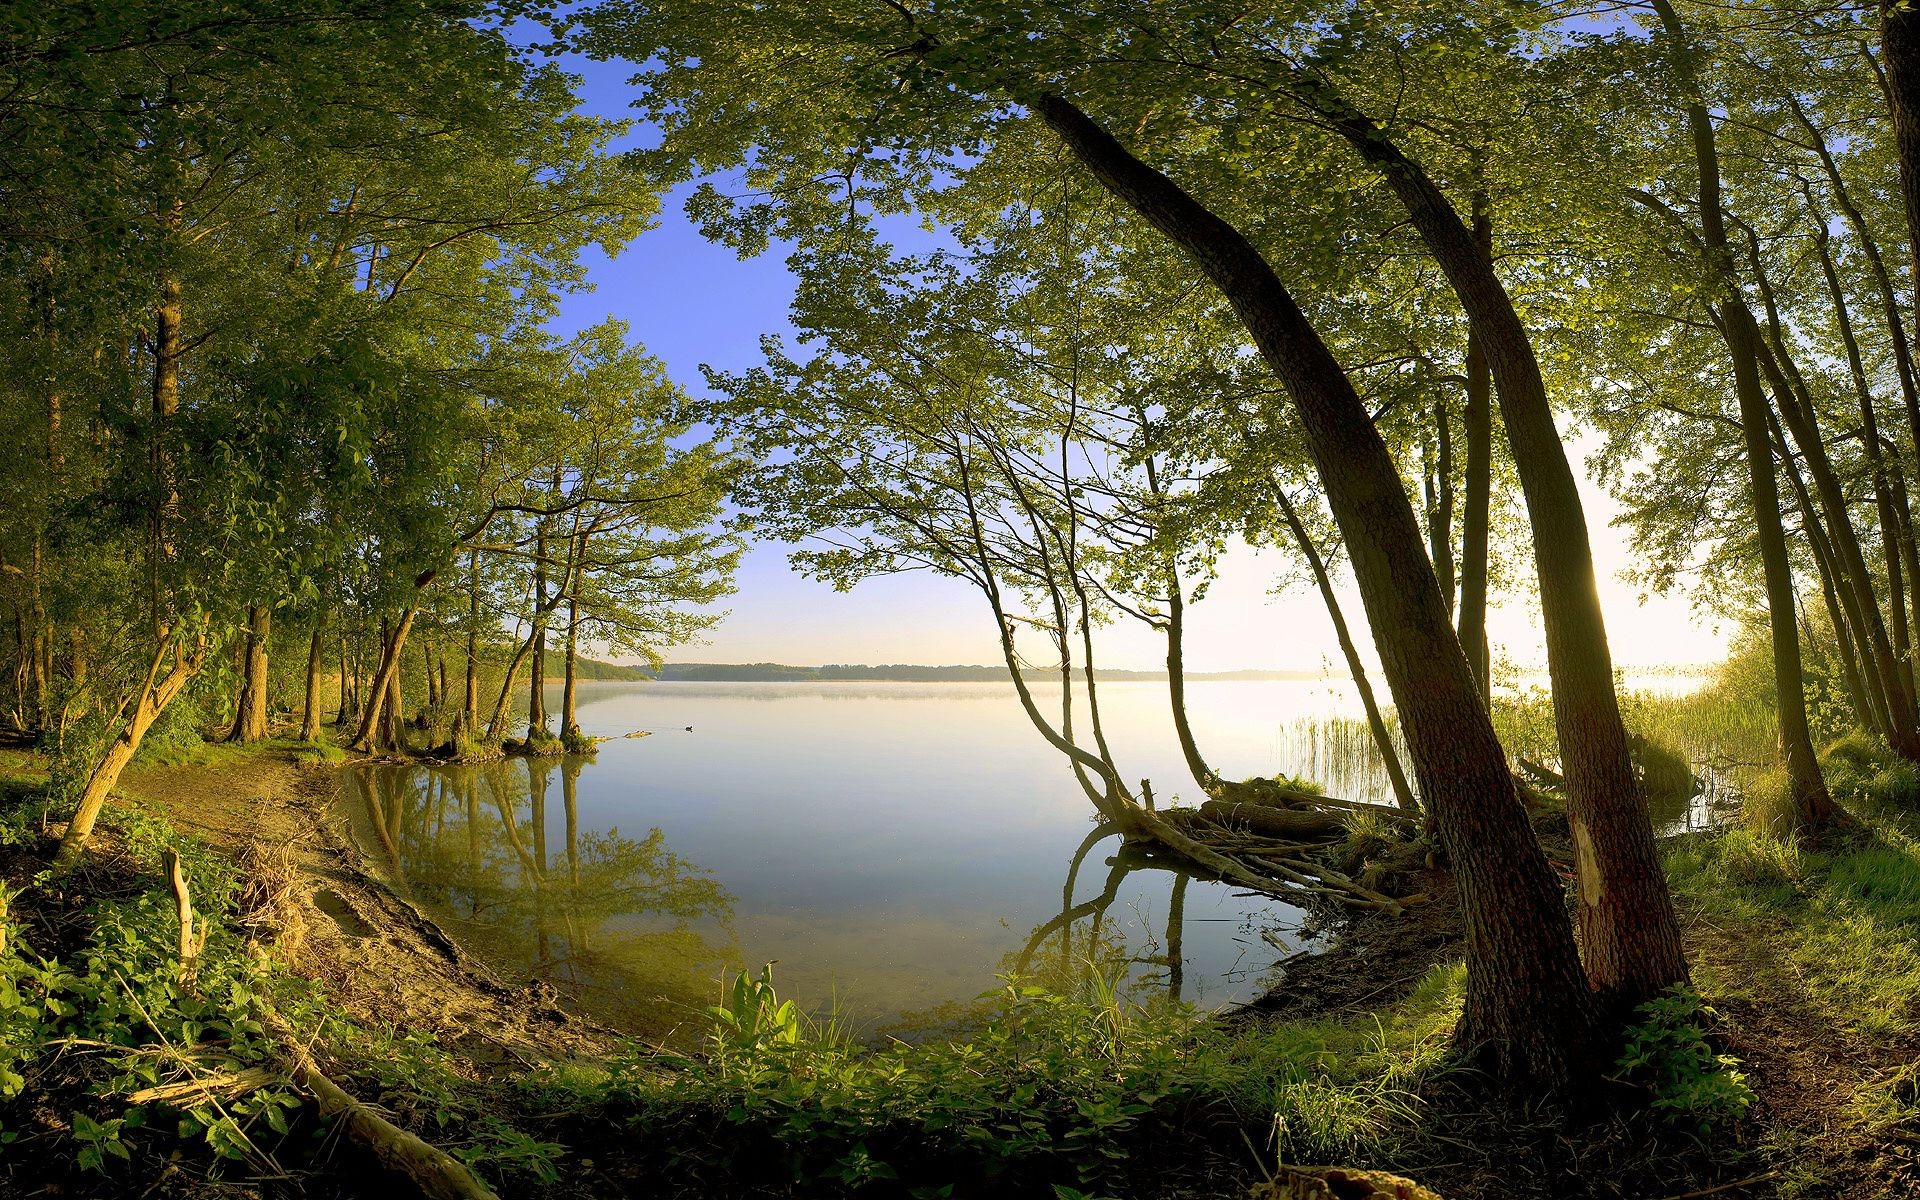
[1252,1166,1444,1199]
[267,1012,500,1200]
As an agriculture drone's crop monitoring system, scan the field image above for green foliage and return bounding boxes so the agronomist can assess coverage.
[588,964,1439,1194]
[1615,987,1754,1132]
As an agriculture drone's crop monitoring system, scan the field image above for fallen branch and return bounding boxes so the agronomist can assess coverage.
[266,1013,500,1200]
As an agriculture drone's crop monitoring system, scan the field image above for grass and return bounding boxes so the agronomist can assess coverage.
[544,959,1464,1197]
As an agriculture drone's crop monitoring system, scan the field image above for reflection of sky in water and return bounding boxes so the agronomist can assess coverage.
[344,677,1702,1038]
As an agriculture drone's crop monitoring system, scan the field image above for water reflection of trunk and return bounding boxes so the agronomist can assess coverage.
[562,757,588,956]
[529,759,553,972]
[1166,875,1186,1004]
[463,773,481,919]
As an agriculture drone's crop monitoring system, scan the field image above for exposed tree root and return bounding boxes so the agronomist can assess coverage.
[1138,784,1427,912]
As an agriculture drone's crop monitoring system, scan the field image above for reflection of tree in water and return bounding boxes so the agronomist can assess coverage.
[350,760,737,1037]
[889,826,1230,1041]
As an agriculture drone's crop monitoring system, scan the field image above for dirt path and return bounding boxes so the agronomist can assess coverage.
[123,751,619,1073]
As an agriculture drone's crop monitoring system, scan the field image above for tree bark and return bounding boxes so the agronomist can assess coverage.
[1034,91,1595,1086]
[350,607,419,754]
[485,624,538,743]
[1296,71,1687,1007]
[57,627,208,863]
[299,624,324,742]
[1163,561,1219,797]
[1813,217,1916,701]
[1426,401,1456,618]
[1458,194,1494,702]
[1880,0,1920,366]
[226,605,271,743]
[561,596,581,742]
[1653,0,1838,835]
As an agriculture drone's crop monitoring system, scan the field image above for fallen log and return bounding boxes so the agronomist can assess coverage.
[1216,779,1418,823]
[1195,800,1347,841]
[266,1013,500,1200]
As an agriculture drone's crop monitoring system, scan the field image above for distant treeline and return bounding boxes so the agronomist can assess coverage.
[632,663,1338,683]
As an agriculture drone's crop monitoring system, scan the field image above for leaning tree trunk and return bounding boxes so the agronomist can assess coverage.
[57,628,206,863]
[350,606,419,754]
[299,625,324,742]
[485,624,539,743]
[1425,400,1456,619]
[1300,70,1688,1010]
[1035,92,1596,1088]
[226,604,271,743]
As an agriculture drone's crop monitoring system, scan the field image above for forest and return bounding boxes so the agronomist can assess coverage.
[5,0,1920,1197]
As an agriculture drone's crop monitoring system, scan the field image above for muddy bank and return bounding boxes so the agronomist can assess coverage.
[121,751,620,1072]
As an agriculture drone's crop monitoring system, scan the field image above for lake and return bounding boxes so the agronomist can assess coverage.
[336,675,1710,1044]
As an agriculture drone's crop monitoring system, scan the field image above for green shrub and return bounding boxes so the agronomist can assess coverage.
[1615,986,1754,1132]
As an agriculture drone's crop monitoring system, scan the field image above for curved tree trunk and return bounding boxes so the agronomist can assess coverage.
[1298,69,1687,1009]
[1035,92,1595,1087]
[57,625,208,863]
[1163,563,1219,798]
[350,607,418,754]
[485,624,538,743]
[1880,1,1920,363]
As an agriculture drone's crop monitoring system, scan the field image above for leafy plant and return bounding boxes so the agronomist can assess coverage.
[1615,986,1754,1131]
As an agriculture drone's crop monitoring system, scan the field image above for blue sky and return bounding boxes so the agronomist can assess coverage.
[541,49,1729,672]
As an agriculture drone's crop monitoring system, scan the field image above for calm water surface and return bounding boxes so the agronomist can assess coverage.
[337,676,1709,1041]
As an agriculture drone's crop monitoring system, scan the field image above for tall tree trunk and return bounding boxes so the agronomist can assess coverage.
[1163,562,1220,798]
[299,625,324,742]
[1035,92,1595,1086]
[1299,71,1687,1006]
[336,634,352,726]
[350,606,419,754]
[61,225,202,858]
[1426,401,1456,619]
[561,596,581,743]
[226,604,271,743]
[1273,486,1419,812]
[1754,330,1916,747]
[382,640,405,751]
[463,552,480,729]
[1748,243,1918,744]
[527,522,551,743]
[1880,0,1920,361]
[1791,95,1920,481]
[1458,194,1494,702]
[1655,0,1838,833]
[486,624,539,743]
[1786,436,1879,735]
[1814,217,1916,700]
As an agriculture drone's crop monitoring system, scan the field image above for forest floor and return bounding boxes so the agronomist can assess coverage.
[4,738,1920,1198]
